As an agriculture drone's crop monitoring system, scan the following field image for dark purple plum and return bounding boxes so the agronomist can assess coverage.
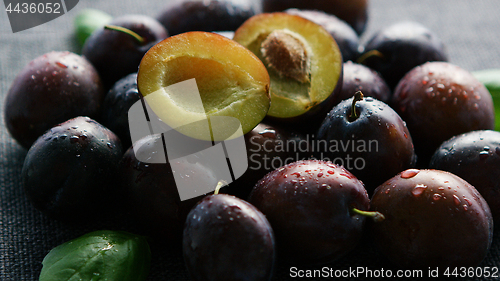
[82,14,168,87]
[360,21,448,89]
[183,193,275,281]
[317,92,416,193]
[22,116,122,222]
[391,61,495,165]
[370,169,493,269]
[285,9,360,62]
[4,51,104,149]
[101,73,140,149]
[119,134,218,241]
[248,160,370,264]
[262,0,368,35]
[429,130,500,224]
[332,61,391,106]
[157,0,259,36]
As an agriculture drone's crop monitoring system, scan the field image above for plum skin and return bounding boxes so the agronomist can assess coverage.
[21,117,122,222]
[285,9,360,62]
[391,61,495,163]
[361,21,448,89]
[262,0,369,35]
[370,169,493,269]
[4,51,104,149]
[227,122,308,199]
[317,96,416,193]
[248,159,369,264]
[157,0,258,36]
[183,194,275,281]
[429,130,500,224]
[100,73,140,149]
[332,61,391,106]
[119,134,206,241]
[82,14,168,87]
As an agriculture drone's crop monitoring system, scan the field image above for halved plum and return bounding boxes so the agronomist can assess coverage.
[137,31,270,141]
[233,13,343,122]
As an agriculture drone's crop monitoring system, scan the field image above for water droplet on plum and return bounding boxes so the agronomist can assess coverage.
[411,184,427,197]
[401,169,420,178]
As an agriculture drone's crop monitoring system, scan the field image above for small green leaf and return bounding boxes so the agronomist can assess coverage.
[473,69,500,131]
[39,230,151,281]
[74,9,113,46]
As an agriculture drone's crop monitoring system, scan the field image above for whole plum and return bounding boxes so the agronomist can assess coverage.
[22,117,122,222]
[248,160,370,264]
[4,51,104,149]
[429,130,500,223]
[183,194,275,281]
[371,169,493,269]
[391,61,495,164]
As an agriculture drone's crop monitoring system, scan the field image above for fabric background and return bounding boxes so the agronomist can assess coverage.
[0,0,499,280]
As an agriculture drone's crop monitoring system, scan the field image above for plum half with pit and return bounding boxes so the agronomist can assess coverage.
[248,160,374,264]
[183,193,275,281]
[82,14,168,87]
[157,0,259,36]
[370,169,493,269]
[21,117,122,222]
[429,130,500,224]
[138,31,271,141]
[4,51,104,149]
[317,92,416,193]
[391,61,495,164]
[233,13,343,129]
[359,21,448,89]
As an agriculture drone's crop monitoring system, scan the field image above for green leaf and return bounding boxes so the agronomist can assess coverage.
[473,69,500,131]
[39,230,151,281]
[74,9,113,47]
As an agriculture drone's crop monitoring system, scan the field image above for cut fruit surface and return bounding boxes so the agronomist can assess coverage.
[138,31,270,141]
[233,13,342,119]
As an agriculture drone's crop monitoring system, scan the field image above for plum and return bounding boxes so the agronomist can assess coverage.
[360,21,448,89]
[262,0,369,35]
[82,14,168,87]
[248,160,371,264]
[371,169,493,269]
[332,61,391,106]
[429,130,500,224]
[183,193,275,281]
[391,61,495,164]
[285,9,360,62]
[4,51,104,149]
[317,92,416,193]
[233,13,343,130]
[100,73,140,149]
[22,117,122,221]
[157,0,259,36]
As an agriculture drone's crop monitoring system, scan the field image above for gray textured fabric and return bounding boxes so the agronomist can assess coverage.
[0,0,499,280]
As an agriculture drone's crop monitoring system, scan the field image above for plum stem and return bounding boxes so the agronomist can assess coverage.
[104,25,145,44]
[348,91,364,121]
[351,207,385,222]
[213,180,228,195]
[356,49,385,65]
